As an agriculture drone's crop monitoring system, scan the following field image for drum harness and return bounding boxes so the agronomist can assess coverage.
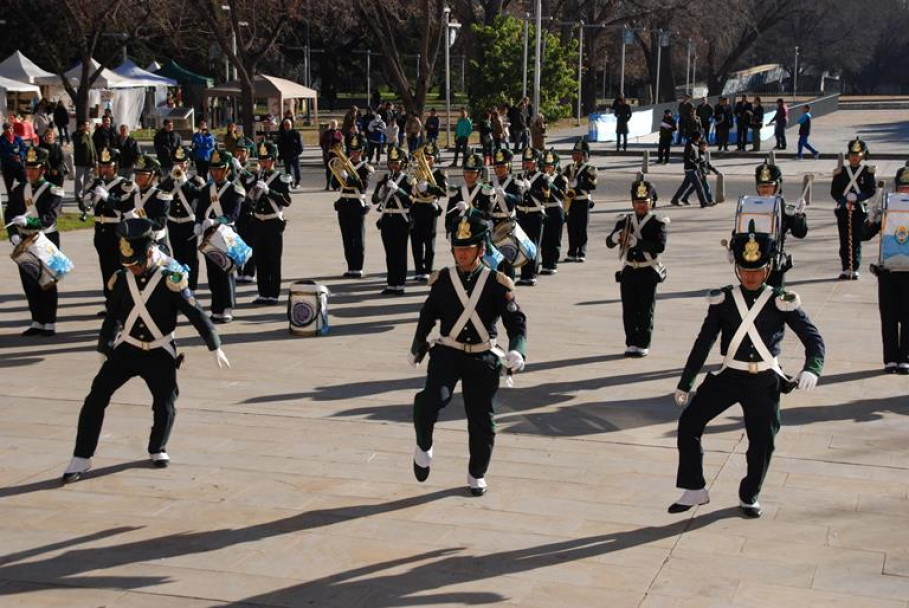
[378,173,410,221]
[167,182,196,225]
[518,173,546,213]
[339,161,368,208]
[113,271,176,358]
[570,163,592,202]
[622,212,663,271]
[94,176,125,225]
[490,176,516,221]
[842,165,866,276]
[253,171,285,221]
[434,266,506,359]
[718,287,786,377]
[133,186,168,241]
[204,182,234,225]
[22,181,55,234]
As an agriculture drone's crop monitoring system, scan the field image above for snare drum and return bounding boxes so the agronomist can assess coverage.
[879,193,909,271]
[735,196,782,240]
[491,219,538,268]
[198,223,252,272]
[288,281,330,336]
[11,232,74,289]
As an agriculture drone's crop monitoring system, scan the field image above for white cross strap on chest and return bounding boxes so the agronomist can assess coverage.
[380,174,407,210]
[491,177,515,218]
[22,182,57,233]
[623,213,659,268]
[842,165,865,198]
[254,172,286,221]
[168,186,195,224]
[435,267,502,355]
[207,182,231,220]
[719,287,784,377]
[114,271,176,358]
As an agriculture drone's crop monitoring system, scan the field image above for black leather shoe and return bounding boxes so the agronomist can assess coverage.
[413,462,430,482]
[21,327,43,337]
[153,459,169,469]
[61,471,85,484]
[96,310,107,318]
[469,486,487,497]
[380,288,396,295]
[667,502,694,514]
[739,503,762,518]
[40,329,56,337]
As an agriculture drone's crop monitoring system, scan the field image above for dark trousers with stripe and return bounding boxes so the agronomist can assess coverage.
[517,210,544,281]
[254,219,284,299]
[619,266,659,348]
[74,346,178,457]
[19,231,60,325]
[94,224,120,302]
[410,204,439,276]
[414,346,500,479]
[676,370,781,504]
[834,204,866,272]
[205,256,236,315]
[878,271,909,364]
[337,201,367,272]
[566,200,590,258]
[541,207,564,270]
[380,214,410,287]
[167,221,200,292]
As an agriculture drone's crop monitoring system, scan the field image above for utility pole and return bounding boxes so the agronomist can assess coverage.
[533,0,542,115]
[793,46,800,101]
[522,14,529,99]
[577,20,584,126]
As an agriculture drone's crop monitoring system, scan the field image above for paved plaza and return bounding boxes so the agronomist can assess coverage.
[0,111,908,607]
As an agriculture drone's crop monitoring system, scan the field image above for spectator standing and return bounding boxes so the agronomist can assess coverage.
[0,122,27,194]
[191,120,215,180]
[796,105,820,160]
[424,108,440,146]
[751,97,765,152]
[491,107,506,151]
[367,112,386,163]
[114,125,139,177]
[319,119,343,190]
[405,111,423,153]
[223,122,240,155]
[452,108,472,167]
[768,98,788,150]
[342,105,360,135]
[153,119,182,173]
[53,101,70,144]
[277,118,303,188]
[384,119,400,163]
[33,103,51,139]
[657,109,676,164]
[713,97,733,151]
[395,105,407,145]
[92,116,115,154]
[734,94,753,151]
[613,96,633,152]
[507,102,526,151]
[530,113,547,151]
[479,109,494,164]
[670,132,713,207]
[676,95,694,144]
[72,120,97,205]
[40,128,68,188]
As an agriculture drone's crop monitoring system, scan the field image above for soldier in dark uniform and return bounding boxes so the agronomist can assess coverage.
[129,154,172,253]
[61,218,229,483]
[88,147,137,309]
[515,147,545,286]
[232,137,258,283]
[445,152,494,237]
[371,145,414,295]
[538,150,567,275]
[333,133,373,278]
[562,138,597,262]
[409,210,528,496]
[866,165,909,374]
[410,142,448,282]
[670,230,825,518]
[195,149,246,322]
[5,146,64,336]
[250,141,292,304]
[161,147,205,291]
[831,137,876,280]
[713,97,732,152]
[484,148,524,279]
[605,180,668,357]
[753,162,808,287]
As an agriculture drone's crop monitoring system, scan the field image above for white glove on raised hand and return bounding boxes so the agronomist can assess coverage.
[494,185,506,198]
[93,186,109,201]
[214,347,231,369]
[623,233,638,248]
[454,200,468,212]
[193,223,203,237]
[10,234,22,247]
[503,350,525,373]
[418,180,429,193]
[10,214,28,227]
[795,198,808,214]
[797,370,818,391]
[674,389,691,407]
[386,180,399,193]
[202,218,218,231]
[846,192,857,203]
[255,180,270,195]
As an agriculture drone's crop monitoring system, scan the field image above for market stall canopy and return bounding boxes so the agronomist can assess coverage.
[64,59,143,89]
[154,60,213,87]
[205,74,316,99]
[0,75,40,94]
[0,51,57,85]
[113,60,177,87]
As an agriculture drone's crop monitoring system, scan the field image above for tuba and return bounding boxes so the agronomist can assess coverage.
[327,144,358,189]
[412,148,437,188]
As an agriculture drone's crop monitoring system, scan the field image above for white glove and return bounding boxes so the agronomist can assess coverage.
[193,223,203,237]
[10,214,28,227]
[386,180,399,193]
[868,206,883,223]
[795,198,807,214]
[570,179,578,189]
[10,234,22,247]
[214,347,231,369]
[123,209,139,220]
[407,352,419,368]
[339,170,349,180]
[455,200,468,212]
[503,350,525,373]
[418,180,429,193]
[674,389,690,407]
[846,192,857,203]
[202,218,218,231]
[797,370,818,391]
[623,233,638,248]
[255,180,269,195]
[93,186,109,201]
[494,185,506,198]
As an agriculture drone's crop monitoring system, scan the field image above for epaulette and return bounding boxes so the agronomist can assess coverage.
[615,212,629,222]
[428,269,441,285]
[585,165,598,176]
[775,289,801,312]
[654,214,670,224]
[163,268,189,292]
[280,174,292,184]
[495,271,515,291]
[158,192,173,201]
[107,270,123,292]
[121,180,136,192]
[49,186,65,197]
[706,285,732,305]
[364,164,375,174]
[867,164,876,174]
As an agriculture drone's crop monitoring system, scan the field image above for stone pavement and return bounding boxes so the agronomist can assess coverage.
[1,143,908,607]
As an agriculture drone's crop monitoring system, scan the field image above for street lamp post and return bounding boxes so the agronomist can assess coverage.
[533,0,541,116]
[620,26,627,97]
[522,14,529,99]
[685,38,692,96]
[654,29,669,105]
[793,46,799,100]
[443,7,461,150]
[366,50,371,110]
[576,20,584,126]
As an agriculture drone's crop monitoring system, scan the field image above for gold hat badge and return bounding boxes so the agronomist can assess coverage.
[211,150,221,164]
[26,147,37,163]
[743,235,760,262]
[457,217,472,240]
[136,156,146,169]
[389,147,399,160]
[495,149,504,162]
[760,165,771,182]
[259,143,267,156]
[119,237,134,258]
[101,148,111,163]
[850,140,863,154]
[636,182,648,198]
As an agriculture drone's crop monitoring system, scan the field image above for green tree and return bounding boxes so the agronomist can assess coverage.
[469,15,578,121]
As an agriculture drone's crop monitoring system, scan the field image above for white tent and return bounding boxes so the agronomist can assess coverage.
[60,60,150,129]
[0,75,40,114]
[64,59,137,89]
[0,51,57,85]
[113,60,177,87]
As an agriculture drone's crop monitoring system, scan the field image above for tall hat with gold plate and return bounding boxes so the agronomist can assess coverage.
[755,162,782,188]
[520,146,537,164]
[422,141,439,158]
[847,136,868,158]
[539,148,560,170]
[134,154,162,176]
[348,132,367,153]
[451,208,490,247]
[896,161,909,188]
[730,220,776,269]
[386,145,407,166]
[208,148,232,169]
[24,146,49,168]
[492,147,513,167]
[257,141,278,161]
[630,179,655,203]
[235,136,256,157]
[98,146,120,165]
[117,218,155,266]
[173,146,192,163]
[463,150,484,171]
[572,137,590,158]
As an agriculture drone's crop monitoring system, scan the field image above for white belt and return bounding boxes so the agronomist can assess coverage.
[254,212,283,221]
[623,259,659,269]
[436,336,501,354]
[95,216,120,225]
[340,193,365,201]
[117,333,176,357]
[517,205,543,213]
[724,357,779,374]
[573,194,590,201]
[167,215,195,224]
[545,202,563,209]
[153,228,167,241]
[491,213,512,220]
[382,208,408,215]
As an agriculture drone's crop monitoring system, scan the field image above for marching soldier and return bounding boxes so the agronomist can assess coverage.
[410,142,448,282]
[515,147,546,286]
[195,149,246,323]
[563,138,598,262]
[129,154,172,252]
[409,210,528,496]
[250,141,292,304]
[670,229,825,518]
[605,180,668,357]
[161,147,205,291]
[445,152,494,238]
[831,137,876,280]
[754,162,808,287]
[61,218,230,483]
[371,145,415,295]
[333,133,373,278]
[483,148,523,278]
[233,137,258,283]
[538,150,567,275]
[5,146,64,336]
[866,165,909,374]
[88,147,137,310]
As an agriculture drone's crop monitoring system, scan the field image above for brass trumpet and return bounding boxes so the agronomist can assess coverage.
[328,144,359,189]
